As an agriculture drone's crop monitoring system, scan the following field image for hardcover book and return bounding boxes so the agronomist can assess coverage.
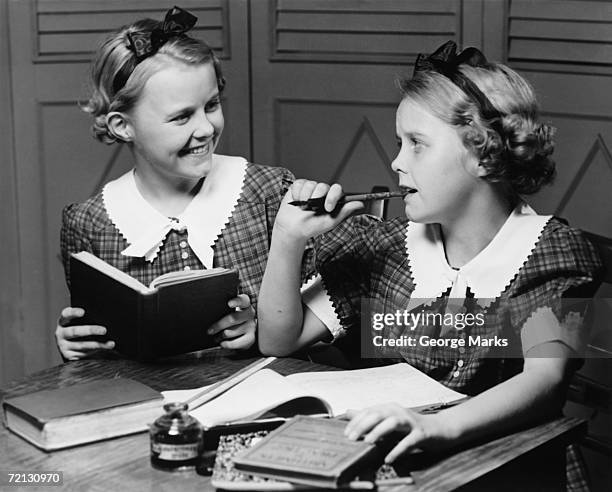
[211,425,409,490]
[69,251,239,360]
[232,416,387,488]
[2,378,163,451]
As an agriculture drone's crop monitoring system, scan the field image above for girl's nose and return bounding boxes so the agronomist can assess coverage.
[391,152,406,174]
[193,110,214,138]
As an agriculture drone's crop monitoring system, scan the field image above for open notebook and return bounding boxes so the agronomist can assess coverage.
[162,363,466,427]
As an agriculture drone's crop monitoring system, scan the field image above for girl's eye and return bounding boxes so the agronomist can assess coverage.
[205,98,221,112]
[395,137,402,149]
[172,114,190,124]
[410,138,423,151]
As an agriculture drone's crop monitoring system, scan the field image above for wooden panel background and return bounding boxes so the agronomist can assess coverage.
[1,0,611,487]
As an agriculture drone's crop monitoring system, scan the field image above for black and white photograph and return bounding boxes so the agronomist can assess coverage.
[1,0,611,490]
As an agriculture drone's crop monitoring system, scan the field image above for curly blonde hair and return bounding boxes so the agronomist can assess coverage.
[81,18,225,144]
[398,63,555,195]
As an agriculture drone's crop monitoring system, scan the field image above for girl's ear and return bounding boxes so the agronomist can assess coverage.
[475,161,490,178]
[106,112,133,142]
[462,149,486,178]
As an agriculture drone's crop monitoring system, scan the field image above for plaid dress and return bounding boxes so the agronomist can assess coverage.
[61,163,313,311]
[314,214,603,491]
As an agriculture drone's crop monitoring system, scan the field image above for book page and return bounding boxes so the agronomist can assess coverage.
[165,370,330,427]
[286,363,465,416]
[72,251,151,294]
[150,267,231,289]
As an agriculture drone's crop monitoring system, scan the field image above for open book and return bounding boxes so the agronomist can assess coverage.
[69,251,239,360]
[163,363,466,428]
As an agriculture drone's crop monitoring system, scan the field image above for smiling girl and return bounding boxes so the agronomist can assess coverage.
[257,42,602,487]
[55,7,327,360]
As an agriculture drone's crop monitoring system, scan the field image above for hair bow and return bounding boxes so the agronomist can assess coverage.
[127,6,197,60]
[413,40,501,124]
[413,40,489,77]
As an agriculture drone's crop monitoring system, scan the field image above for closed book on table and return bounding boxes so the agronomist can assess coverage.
[2,378,163,451]
[232,416,385,488]
[69,251,239,360]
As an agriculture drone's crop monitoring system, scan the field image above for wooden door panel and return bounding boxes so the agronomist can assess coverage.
[275,100,406,218]
[251,0,464,220]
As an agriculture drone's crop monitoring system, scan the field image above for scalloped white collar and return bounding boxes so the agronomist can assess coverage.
[102,154,248,268]
[406,202,552,309]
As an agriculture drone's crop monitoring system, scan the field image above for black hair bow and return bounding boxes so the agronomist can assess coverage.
[413,40,501,124]
[127,6,197,60]
[413,40,489,77]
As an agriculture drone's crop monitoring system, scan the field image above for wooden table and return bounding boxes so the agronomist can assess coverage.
[0,349,585,491]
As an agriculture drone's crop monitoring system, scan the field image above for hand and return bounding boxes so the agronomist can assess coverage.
[274,180,364,242]
[344,403,454,463]
[207,294,256,350]
[55,307,115,361]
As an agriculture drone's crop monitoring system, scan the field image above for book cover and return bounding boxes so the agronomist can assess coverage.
[211,426,409,490]
[3,378,164,451]
[69,251,239,359]
[232,416,385,488]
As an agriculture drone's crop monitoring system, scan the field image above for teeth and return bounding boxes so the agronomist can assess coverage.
[186,143,209,155]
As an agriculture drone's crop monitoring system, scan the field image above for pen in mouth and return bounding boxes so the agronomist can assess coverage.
[289,190,410,211]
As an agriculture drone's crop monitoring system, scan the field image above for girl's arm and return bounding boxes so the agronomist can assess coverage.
[258,180,362,355]
[56,204,114,360]
[345,344,572,462]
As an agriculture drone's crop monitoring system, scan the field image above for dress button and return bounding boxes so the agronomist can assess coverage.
[183,266,191,271]
[453,371,460,378]
[457,360,464,367]
[179,241,187,248]
[181,251,189,260]
[458,347,465,354]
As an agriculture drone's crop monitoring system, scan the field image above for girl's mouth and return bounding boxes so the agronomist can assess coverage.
[180,140,212,157]
[400,186,417,194]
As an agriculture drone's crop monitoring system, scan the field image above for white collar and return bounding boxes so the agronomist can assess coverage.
[102,154,248,268]
[406,202,551,309]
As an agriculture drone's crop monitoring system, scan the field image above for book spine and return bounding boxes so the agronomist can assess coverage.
[139,292,159,361]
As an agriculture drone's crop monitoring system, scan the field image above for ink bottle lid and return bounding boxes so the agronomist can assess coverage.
[150,402,203,471]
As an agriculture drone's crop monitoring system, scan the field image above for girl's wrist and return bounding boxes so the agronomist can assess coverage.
[272,224,309,248]
[427,411,462,445]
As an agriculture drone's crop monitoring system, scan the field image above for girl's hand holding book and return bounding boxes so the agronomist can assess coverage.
[206,294,256,350]
[274,180,364,243]
[55,307,115,360]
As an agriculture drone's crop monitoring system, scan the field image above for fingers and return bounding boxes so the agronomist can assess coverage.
[60,340,116,361]
[363,415,405,443]
[56,332,115,361]
[345,404,411,440]
[56,307,115,360]
[345,410,388,440]
[57,324,107,340]
[219,324,256,350]
[58,306,85,327]
[207,307,255,336]
[324,183,344,212]
[385,432,423,463]
[290,180,344,205]
[228,294,250,310]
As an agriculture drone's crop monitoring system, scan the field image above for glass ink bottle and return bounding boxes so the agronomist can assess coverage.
[150,402,203,471]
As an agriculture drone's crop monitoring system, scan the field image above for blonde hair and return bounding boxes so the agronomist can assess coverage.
[82,18,225,144]
[398,63,555,195]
